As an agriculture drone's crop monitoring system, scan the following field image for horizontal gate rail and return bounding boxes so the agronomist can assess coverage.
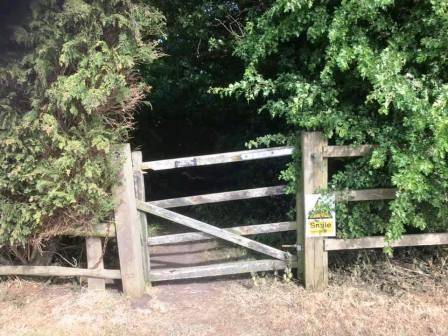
[140,144,378,171]
[140,146,294,171]
[149,187,396,210]
[148,221,297,245]
[325,233,448,251]
[150,259,297,282]
[149,185,287,208]
[137,201,291,261]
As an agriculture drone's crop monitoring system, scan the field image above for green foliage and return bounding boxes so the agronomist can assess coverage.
[0,0,164,245]
[134,1,293,237]
[215,0,448,241]
[136,0,280,157]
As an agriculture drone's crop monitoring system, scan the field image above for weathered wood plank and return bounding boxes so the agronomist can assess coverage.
[0,266,121,279]
[114,144,146,297]
[297,132,328,290]
[335,188,397,202]
[150,258,297,282]
[86,237,105,290]
[322,145,375,158]
[149,185,287,209]
[324,233,448,251]
[149,187,395,210]
[137,202,291,261]
[148,222,297,246]
[140,146,294,171]
[132,151,151,285]
[58,223,116,238]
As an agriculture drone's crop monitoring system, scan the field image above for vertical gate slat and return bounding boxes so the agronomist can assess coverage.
[132,151,151,285]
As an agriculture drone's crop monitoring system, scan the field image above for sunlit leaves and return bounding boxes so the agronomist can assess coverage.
[223,0,448,242]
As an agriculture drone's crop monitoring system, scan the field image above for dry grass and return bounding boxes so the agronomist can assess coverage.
[0,248,447,336]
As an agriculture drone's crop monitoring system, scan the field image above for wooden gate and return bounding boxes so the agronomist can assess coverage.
[133,146,298,283]
[111,132,448,297]
[123,134,400,292]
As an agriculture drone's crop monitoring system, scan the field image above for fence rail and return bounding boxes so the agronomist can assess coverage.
[335,188,396,202]
[322,145,375,158]
[59,223,116,238]
[325,233,448,251]
[0,266,121,279]
[141,146,294,171]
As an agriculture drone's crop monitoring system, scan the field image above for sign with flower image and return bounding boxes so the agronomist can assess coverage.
[305,194,336,237]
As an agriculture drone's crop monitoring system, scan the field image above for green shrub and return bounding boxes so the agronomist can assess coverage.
[215,0,448,243]
[0,0,165,245]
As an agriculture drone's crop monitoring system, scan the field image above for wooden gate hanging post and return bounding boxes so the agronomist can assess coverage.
[114,144,146,297]
[131,151,151,285]
[297,132,329,290]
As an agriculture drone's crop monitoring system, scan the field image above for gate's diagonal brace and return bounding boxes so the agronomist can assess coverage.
[137,201,291,261]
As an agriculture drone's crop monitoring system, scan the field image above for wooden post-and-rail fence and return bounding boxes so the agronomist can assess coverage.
[1,133,448,297]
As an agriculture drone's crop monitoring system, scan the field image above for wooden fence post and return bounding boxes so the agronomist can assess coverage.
[131,151,151,285]
[114,144,146,297]
[297,132,329,290]
[86,237,105,290]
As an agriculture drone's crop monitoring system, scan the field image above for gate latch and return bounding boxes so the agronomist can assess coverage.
[282,244,302,252]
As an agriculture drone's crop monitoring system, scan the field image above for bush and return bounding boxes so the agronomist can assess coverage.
[215,0,448,243]
[0,0,165,245]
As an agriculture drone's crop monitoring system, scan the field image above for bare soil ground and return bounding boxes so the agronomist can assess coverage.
[1,258,448,336]
[1,247,447,336]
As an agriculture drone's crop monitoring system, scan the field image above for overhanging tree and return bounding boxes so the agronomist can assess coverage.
[215,0,448,245]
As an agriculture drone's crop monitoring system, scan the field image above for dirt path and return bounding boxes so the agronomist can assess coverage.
[0,276,447,336]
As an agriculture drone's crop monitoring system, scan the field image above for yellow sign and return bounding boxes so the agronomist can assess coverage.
[305,194,336,237]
